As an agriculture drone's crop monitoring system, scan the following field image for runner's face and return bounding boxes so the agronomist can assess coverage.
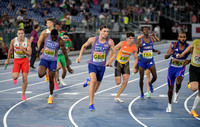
[51,35,58,42]
[143,28,149,36]
[17,30,24,39]
[100,28,109,39]
[126,36,134,45]
[46,21,53,29]
[62,35,68,42]
[55,25,61,31]
[178,33,186,45]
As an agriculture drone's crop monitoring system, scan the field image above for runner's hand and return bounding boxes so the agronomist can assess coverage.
[5,59,9,65]
[176,53,182,58]
[157,50,161,55]
[132,67,138,74]
[106,62,112,67]
[76,57,81,63]
[183,60,190,66]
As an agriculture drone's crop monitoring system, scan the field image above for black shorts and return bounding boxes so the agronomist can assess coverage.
[115,60,130,77]
[189,64,200,84]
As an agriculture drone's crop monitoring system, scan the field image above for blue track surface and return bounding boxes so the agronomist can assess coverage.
[0,42,199,127]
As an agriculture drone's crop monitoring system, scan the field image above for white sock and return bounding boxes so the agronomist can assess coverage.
[192,95,200,110]
[49,95,53,97]
[168,103,172,107]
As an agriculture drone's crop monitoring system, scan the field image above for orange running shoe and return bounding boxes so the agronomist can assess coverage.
[47,96,53,104]
[191,110,199,117]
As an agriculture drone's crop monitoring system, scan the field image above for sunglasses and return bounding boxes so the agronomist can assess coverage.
[62,37,68,39]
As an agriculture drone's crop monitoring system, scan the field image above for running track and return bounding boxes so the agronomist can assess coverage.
[0,41,199,127]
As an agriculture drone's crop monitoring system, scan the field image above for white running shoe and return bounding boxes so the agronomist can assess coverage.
[173,93,178,103]
[166,103,172,113]
[60,79,67,86]
[114,97,124,103]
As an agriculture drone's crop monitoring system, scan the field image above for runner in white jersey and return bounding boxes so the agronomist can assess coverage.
[5,28,31,101]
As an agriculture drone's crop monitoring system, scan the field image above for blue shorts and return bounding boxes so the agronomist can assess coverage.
[39,58,57,72]
[88,63,106,82]
[138,59,154,69]
[167,65,185,85]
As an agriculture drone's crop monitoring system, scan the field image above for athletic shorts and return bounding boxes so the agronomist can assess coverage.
[115,60,130,77]
[138,59,154,69]
[167,65,185,85]
[189,64,200,84]
[13,57,29,73]
[39,58,57,72]
[57,55,66,67]
[88,63,105,82]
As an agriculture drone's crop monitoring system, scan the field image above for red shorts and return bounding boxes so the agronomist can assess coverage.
[13,57,29,73]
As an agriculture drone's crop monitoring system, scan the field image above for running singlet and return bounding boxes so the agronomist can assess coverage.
[169,41,190,68]
[139,36,154,62]
[88,36,110,66]
[191,39,200,67]
[14,37,28,58]
[41,34,60,61]
[116,41,136,64]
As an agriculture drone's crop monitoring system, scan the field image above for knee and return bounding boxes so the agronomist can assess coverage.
[38,73,44,78]
[22,76,27,82]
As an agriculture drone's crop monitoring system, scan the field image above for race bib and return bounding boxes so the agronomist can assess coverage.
[193,53,200,64]
[44,48,55,57]
[142,50,153,59]
[171,58,184,67]
[93,51,105,62]
[119,56,129,63]
[16,50,25,55]
[15,49,26,58]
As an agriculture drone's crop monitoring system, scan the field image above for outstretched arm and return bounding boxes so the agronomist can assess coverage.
[106,39,116,67]
[76,37,94,63]
[5,39,14,65]
[132,48,138,73]
[164,43,174,59]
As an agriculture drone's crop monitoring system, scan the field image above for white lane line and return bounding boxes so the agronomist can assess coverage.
[0,71,88,93]
[111,93,127,96]
[184,91,200,120]
[63,93,79,95]
[128,72,189,127]
[68,67,168,127]
[16,91,32,94]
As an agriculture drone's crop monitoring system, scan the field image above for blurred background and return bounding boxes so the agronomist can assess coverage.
[0,0,200,58]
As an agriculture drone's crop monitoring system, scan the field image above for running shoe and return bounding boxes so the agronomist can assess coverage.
[83,77,90,87]
[191,110,199,117]
[60,78,67,86]
[47,96,53,104]
[173,93,178,103]
[114,97,124,103]
[166,103,172,112]
[148,82,154,93]
[146,92,151,98]
[54,82,59,90]
[89,104,96,112]
[188,82,191,89]
[13,79,17,84]
[141,93,144,99]
[21,95,26,101]
[45,74,49,82]
[30,65,36,69]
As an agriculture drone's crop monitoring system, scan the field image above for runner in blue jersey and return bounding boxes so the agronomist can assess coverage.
[76,25,116,112]
[37,29,73,104]
[137,26,158,99]
[165,32,191,112]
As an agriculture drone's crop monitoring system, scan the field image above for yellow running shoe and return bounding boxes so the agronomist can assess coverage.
[47,96,53,104]
[191,110,199,117]
[188,82,191,89]
[45,74,49,82]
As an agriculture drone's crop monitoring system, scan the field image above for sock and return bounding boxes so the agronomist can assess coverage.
[192,95,200,110]
[168,103,172,107]
[49,95,53,97]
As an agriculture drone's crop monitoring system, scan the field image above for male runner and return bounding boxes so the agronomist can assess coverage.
[165,31,190,112]
[37,29,73,104]
[54,32,72,88]
[137,26,157,99]
[5,28,31,101]
[112,32,138,103]
[76,25,116,111]
[137,32,160,98]
[178,39,200,117]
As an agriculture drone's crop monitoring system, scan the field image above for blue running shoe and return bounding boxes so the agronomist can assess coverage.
[83,78,90,87]
[89,104,96,112]
[141,94,144,99]
[148,82,154,93]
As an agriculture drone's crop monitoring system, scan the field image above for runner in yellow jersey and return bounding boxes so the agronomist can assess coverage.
[112,32,138,103]
[178,39,200,117]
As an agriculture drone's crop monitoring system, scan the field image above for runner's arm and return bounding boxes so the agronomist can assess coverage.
[108,41,122,60]
[164,43,174,59]
[5,39,14,64]
[132,48,138,73]
[37,34,46,57]
[76,37,94,63]
[178,44,192,58]
[20,39,31,56]
[37,30,45,49]
[106,39,116,66]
